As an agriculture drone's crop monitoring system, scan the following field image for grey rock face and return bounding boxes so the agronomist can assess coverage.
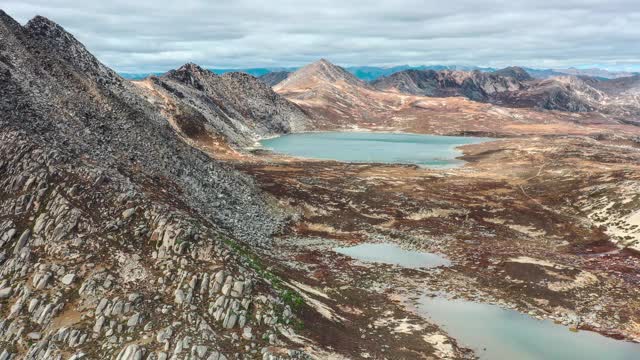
[0,287,12,299]
[143,63,311,147]
[60,273,76,285]
[13,229,31,254]
[258,71,291,87]
[373,67,640,115]
[372,69,524,102]
[0,10,283,243]
[0,11,310,360]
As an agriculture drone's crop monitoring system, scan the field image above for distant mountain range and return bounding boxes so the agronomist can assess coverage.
[120,65,639,82]
[371,67,609,112]
[120,67,293,80]
[271,59,640,133]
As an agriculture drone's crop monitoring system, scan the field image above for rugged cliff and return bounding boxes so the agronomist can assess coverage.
[135,64,310,149]
[0,11,311,360]
[372,67,640,116]
[258,71,290,87]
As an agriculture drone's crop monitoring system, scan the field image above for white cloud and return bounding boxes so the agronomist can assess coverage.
[3,0,639,71]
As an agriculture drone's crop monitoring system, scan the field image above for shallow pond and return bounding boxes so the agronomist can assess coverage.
[333,243,451,269]
[260,132,492,168]
[415,295,640,360]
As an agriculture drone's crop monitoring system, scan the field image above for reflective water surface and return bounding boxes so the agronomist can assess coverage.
[415,295,640,360]
[260,132,492,168]
[333,243,451,269]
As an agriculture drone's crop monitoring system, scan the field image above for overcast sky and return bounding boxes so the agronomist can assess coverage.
[3,0,639,72]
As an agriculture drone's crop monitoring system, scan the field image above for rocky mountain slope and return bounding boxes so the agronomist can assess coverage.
[275,59,370,92]
[371,68,525,102]
[492,75,606,112]
[373,67,640,116]
[492,66,533,82]
[133,64,310,150]
[258,71,290,87]
[274,59,638,135]
[0,11,317,360]
[273,59,406,128]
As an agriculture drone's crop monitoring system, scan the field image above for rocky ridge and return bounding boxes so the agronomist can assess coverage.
[0,11,315,360]
[258,72,290,88]
[0,12,284,243]
[373,67,640,116]
[371,69,524,102]
[273,59,639,135]
[135,64,310,148]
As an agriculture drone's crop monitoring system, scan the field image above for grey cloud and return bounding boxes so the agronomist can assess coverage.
[2,0,639,72]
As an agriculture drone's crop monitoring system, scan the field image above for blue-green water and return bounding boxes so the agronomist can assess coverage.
[333,242,640,358]
[260,132,491,168]
[416,296,640,360]
[334,243,450,268]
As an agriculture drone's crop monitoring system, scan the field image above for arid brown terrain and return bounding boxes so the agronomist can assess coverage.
[273,60,640,138]
[231,60,640,357]
[2,10,640,360]
[235,136,640,355]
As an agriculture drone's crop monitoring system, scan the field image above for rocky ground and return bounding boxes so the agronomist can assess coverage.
[230,134,640,357]
[0,131,317,360]
[3,9,640,360]
[0,11,319,360]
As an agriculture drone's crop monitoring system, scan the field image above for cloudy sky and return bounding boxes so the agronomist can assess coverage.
[3,0,639,72]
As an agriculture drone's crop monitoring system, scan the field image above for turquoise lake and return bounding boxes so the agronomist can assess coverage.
[416,296,640,360]
[333,243,451,268]
[259,132,491,168]
[333,242,640,359]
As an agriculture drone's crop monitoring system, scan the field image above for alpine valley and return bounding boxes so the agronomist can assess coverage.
[1,10,640,360]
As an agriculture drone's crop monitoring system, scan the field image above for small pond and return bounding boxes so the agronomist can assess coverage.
[333,243,451,269]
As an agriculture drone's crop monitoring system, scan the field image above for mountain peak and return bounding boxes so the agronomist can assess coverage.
[315,58,333,65]
[307,58,344,73]
[0,10,23,37]
[275,58,366,90]
[164,63,217,91]
[0,9,18,25]
[177,62,206,73]
[26,15,59,29]
[494,66,533,81]
[24,14,117,82]
[25,15,71,43]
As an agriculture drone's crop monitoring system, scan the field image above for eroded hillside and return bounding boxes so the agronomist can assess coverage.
[2,9,640,360]
[273,60,640,136]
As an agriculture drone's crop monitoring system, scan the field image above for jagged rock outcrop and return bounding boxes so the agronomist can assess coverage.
[493,66,533,82]
[372,69,524,101]
[258,71,290,87]
[373,67,640,115]
[0,11,311,359]
[0,11,283,243]
[0,132,305,359]
[133,64,310,148]
[493,75,606,112]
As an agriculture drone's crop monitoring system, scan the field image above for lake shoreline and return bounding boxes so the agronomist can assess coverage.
[257,131,495,169]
